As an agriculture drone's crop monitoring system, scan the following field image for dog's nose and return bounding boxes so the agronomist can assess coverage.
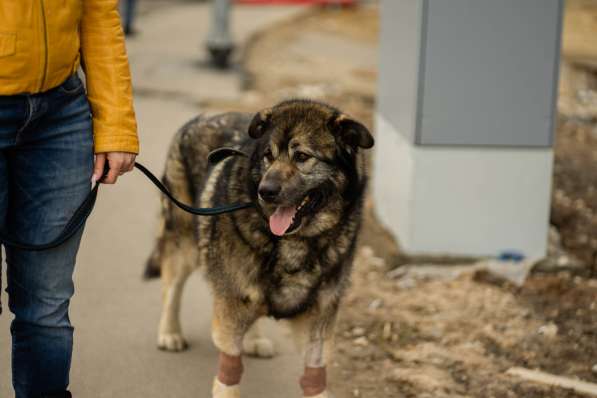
[258,182,281,203]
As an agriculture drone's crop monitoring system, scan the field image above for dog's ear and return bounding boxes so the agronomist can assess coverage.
[330,114,374,149]
[248,108,273,139]
[207,147,249,165]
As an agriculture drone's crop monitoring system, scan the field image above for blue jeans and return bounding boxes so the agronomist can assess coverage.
[0,74,94,397]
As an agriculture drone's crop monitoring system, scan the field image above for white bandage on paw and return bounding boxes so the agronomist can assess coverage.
[212,377,240,398]
[303,391,331,398]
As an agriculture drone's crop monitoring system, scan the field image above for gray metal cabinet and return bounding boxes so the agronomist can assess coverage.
[379,0,564,147]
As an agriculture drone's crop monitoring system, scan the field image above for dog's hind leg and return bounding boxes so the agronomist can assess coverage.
[242,317,276,358]
[157,234,197,352]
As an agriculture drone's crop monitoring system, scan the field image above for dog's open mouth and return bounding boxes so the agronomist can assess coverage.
[269,191,323,236]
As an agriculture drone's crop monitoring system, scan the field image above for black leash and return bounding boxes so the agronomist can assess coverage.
[0,162,255,251]
[133,162,254,216]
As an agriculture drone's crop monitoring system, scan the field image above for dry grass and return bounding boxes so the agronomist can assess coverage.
[563,0,597,67]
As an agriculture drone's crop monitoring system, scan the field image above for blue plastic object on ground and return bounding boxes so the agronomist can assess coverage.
[498,251,526,262]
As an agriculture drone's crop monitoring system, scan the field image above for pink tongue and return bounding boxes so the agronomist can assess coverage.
[269,206,297,236]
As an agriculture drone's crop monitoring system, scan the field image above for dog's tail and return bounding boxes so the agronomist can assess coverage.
[144,258,161,279]
[143,247,162,279]
[143,216,164,279]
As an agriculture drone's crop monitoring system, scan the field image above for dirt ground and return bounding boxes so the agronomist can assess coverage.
[551,119,597,276]
[555,0,597,277]
[215,3,597,397]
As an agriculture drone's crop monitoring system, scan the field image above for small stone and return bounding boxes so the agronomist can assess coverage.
[353,336,369,347]
[537,323,558,338]
[351,327,366,337]
[382,322,392,340]
[352,389,361,397]
[397,277,417,289]
[557,256,570,267]
[387,266,408,279]
[368,256,386,268]
[368,298,383,310]
[360,246,374,259]
[592,364,597,375]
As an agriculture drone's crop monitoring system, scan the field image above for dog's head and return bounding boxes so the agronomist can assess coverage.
[247,99,374,237]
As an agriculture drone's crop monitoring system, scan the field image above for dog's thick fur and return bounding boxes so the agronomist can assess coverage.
[145,99,373,397]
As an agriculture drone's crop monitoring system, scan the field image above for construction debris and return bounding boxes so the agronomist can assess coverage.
[386,259,536,287]
[507,367,597,397]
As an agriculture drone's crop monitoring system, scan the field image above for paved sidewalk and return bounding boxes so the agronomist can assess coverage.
[0,2,306,397]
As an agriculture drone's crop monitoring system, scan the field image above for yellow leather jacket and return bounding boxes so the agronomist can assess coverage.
[0,0,139,154]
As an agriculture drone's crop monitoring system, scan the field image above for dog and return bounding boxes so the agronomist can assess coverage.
[144,99,374,398]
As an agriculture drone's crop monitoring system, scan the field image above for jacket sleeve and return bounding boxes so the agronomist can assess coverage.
[80,0,139,154]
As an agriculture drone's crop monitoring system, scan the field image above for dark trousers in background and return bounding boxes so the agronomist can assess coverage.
[0,74,94,398]
[121,0,137,35]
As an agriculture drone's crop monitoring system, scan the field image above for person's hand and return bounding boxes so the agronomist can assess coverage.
[92,152,136,184]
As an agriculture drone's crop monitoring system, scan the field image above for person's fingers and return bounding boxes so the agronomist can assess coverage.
[104,171,118,184]
[127,155,136,172]
[117,154,136,175]
[104,158,123,184]
[93,153,106,183]
[118,157,127,176]
[122,155,134,174]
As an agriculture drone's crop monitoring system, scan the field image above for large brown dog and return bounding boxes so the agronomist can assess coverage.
[145,99,373,397]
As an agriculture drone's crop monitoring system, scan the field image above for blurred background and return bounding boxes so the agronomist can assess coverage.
[1,0,596,397]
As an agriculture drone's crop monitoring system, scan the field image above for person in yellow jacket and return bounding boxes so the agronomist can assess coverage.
[0,2,139,397]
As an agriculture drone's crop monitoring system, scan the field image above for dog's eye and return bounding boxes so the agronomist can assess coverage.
[263,149,274,163]
[294,151,311,163]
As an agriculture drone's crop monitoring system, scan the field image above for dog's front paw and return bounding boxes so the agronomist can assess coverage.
[157,332,189,352]
[243,337,276,358]
[212,378,240,398]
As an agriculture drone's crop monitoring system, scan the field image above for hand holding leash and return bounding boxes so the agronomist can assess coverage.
[93,152,137,184]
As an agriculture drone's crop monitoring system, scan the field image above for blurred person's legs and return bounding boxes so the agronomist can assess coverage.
[0,74,93,398]
[121,0,137,36]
